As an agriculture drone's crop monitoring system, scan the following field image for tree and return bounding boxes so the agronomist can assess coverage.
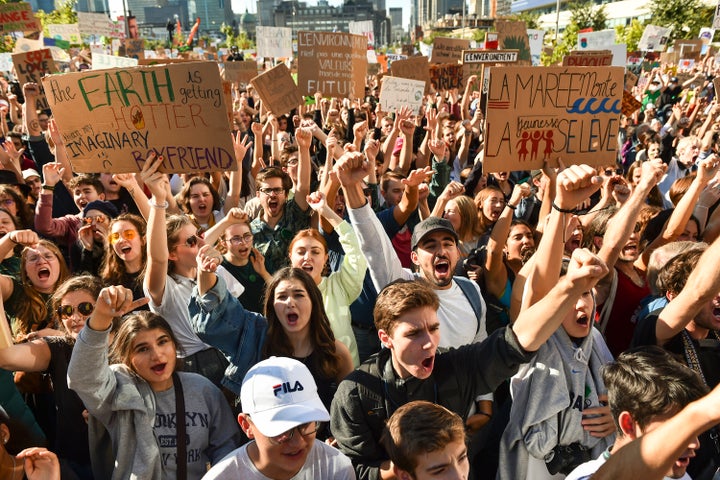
[615,18,646,52]
[36,0,78,31]
[649,0,714,41]
[220,23,254,50]
[542,1,607,65]
[505,11,541,30]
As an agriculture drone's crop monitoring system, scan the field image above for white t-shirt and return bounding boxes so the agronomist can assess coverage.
[435,281,487,348]
[202,439,356,479]
[566,449,692,480]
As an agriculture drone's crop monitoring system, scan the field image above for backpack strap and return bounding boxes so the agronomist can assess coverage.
[454,276,485,336]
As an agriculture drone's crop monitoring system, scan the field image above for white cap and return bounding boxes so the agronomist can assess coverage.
[22,169,40,180]
[240,357,329,437]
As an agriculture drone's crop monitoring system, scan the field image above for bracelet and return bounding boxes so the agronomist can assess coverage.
[41,184,54,191]
[150,199,169,209]
[551,200,577,214]
[506,203,517,210]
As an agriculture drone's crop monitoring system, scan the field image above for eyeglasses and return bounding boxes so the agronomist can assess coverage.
[83,215,108,225]
[26,252,56,263]
[604,168,623,176]
[259,187,285,196]
[228,233,253,245]
[285,157,299,166]
[109,229,138,244]
[184,234,199,247]
[1,198,14,207]
[57,302,94,318]
[267,421,320,445]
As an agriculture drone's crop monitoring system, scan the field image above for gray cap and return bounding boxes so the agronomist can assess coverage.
[411,217,459,250]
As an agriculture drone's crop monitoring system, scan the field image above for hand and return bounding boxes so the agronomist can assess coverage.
[17,447,61,480]
[196,245,223,273]
[418,182,430,201]
[3,139,23,164]
[224,207,248,224]
[697,154,720,185]
[393,105,411,130]
[399,118,415,136]
[554,164,603,210]
[334,151,372,187]
[250,120,263,138]
[609,177,631,205]
[582,396,615,438]
[139,151,168,202]
[232,131,253,163]
[638,158,666,189]
[425,106,438,134]
[295,127,312,149]
[404,167,433,188]
[441,180,465,199]
[353,120,368,140]
[563,248,609,293]
[428,138,447,160]
[249,247,267,276]
[698,179,720,207]
[8,229,38,247]
[364,138,379,162]
[77,225,97,250]
[465,412,491,434]
[95,285,148,319]
[47,119,64,148]
[306,190,327,213]
[111,173,138,191]
[509,182,531,206]
[41,162,63,188]
[23,82,39,99]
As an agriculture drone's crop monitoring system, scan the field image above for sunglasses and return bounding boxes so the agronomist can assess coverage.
[57,302,94,318]
[604,168,623,176]
[184,234,199,247]
[83,215,108,225]
[109,229,138,244]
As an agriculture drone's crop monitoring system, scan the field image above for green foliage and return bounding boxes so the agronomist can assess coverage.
[541,1,606,65]
[615,18,646,52]
[649,0,714,41]
[505,11,541,30]
[220,23,254,50]
[502,34,531,61]
[36,0,78,30]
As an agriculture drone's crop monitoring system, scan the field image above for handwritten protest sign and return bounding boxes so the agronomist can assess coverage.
[77,12,115,37]
[124,39,145,60]
[297,31,366,98]
[390,55,430,93]
[496,21,531,64]
[250,63,302,116]
[12,49,58,110]
[429,63,463,91]
[47,24,81,44]
[527,29,545,65]
[91,53,138,69]
[137,58,195,66]
[430,37,470,64]
[621,90,642,117]
[0,2,40,34]
[576,29,615,50]
[715,0,720,29]
[462,50,518,86]
[674,39,703,60]
[349,20,375,45]
[483,66,624,171]
[379,76,425,114]
[638,25,671,51]
[256,26,292,58]
[224,60,258,84]
[563,50,613,66]
[42,62,235,174]
[625,70,638,91]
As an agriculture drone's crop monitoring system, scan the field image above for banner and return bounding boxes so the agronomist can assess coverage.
[47,23,82,44]
[638,25,671,51]
[77,12,115,37]
[429,63,463,91]
[297,31,366,98]
[250,63,302,116]
[430,37,470,63]
[256,26,292,58]
[496,20,531,64]
[483,66,624,171]
[576,29,616,50]
[12,49,58,111]
[91,53,139,69]
[379,76,426,114]
[42,62,235,173]
[224,60,258,85]
[0,2,40,34]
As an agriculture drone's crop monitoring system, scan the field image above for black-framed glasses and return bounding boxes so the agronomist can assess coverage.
[604,168,623,176]
[57,302,94,318]
[259,187,285,196]
[228,233,253,245]
[267,421,320,445]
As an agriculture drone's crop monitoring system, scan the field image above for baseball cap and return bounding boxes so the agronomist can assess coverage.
[22,168,40,180]
[411,216,459,251]
[240,357,329,438]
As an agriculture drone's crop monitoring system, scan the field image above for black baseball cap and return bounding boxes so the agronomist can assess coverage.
[411,217,459,250]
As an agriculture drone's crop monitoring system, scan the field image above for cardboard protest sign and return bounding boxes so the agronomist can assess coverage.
[250,63,302,116]
[715,0,720,29]
[638,25,671,51]
[224,60,258,84]
[563,50,613,66]
[379,76,426,114]
[527,29,545,66]
[679,58,696,71]
[41,61,235,174]
[429,63,463,91]
[674,39,703,60]
[390,55,430,94]
[621,90,642,117]
[483,66,624,171]
[430,37,470,64]
[124,39,145,60]
[714,77,720,100]
[496,20,531,64]
[625,70,638,91]
[12,49,58,110]
[137,58,196,65]
[92,53,138,69]
[0,2,40,34]
[700,27,715,45]
[77,12,115,37]
[47,24,82,44]
[297,31,366,98]
[256,26,292,58]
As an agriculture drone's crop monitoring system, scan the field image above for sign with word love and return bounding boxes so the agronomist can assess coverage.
[12,49,58,111]
[42,62,235,174]
[483,66,624,171]
[297,31,367,98]
[0,2,40,34]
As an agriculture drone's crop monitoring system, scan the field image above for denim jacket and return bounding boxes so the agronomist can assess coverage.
[189,275,268,395]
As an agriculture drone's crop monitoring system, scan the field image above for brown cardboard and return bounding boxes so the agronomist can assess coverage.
[296,31,367,98]
[12,49,58,111]
[250,63,302,116]
[224,60,258,85]
[430,37,470,64]
[429,63,463,91]
[0,2,40,33]
[390,55,431,94]
[562,50,613,66]
[496,20,531,65]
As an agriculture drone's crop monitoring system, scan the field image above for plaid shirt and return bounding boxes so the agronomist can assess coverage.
[250,199,312,275]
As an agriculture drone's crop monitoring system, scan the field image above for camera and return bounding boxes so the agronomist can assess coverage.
[544,443,591,475]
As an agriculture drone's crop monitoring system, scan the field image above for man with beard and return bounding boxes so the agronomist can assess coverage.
[632,234,720,479]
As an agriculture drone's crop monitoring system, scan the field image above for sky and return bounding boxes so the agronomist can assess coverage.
[231,0,410,30]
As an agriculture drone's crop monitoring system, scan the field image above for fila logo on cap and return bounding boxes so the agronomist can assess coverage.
[272,380,304,397]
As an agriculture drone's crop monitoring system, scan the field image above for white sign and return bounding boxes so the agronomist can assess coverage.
[576,29,616,50]
[77,12,114,37]
[91,53,138,69]
[0,53,12,72]
[13,36,43,53]
[463,50,518,63]
[256,26,292,58]
[379,76,426,114]
[527,29,544,66]
[638,25,671,51]
[349,20,375,45]
[47,24,81,43]
[700,27,716,44]
[714,0,720,28]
